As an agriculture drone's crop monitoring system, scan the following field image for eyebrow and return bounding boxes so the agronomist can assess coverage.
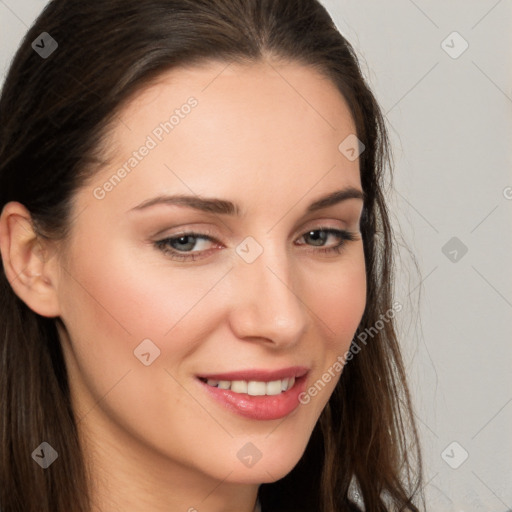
[129,187,364,216]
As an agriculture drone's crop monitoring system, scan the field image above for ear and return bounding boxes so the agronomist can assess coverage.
[0,201,61,317]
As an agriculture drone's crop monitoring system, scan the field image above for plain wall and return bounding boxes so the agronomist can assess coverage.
[320,1,512,510]
[1,1,511,510]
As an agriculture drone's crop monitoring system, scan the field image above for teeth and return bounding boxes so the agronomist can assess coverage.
[204,377,296,395]
[230,380,248,393]
[266,380,282,395]
[247,381,267,396]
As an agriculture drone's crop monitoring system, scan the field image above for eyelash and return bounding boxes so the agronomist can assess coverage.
[154,227,358,262]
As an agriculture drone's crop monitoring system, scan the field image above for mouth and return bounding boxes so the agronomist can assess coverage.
[196,366,309,420]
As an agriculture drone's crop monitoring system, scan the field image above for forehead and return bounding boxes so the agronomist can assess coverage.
[119,59,355,137]
[86,59,361,214]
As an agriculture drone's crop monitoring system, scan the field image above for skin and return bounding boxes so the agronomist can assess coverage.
[0,58,366,512]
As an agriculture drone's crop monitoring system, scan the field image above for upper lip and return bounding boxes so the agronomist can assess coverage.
[197,366,309,382]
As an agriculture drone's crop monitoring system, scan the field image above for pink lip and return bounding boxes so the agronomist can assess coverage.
[196,365,309,382]
[196,368,309,421]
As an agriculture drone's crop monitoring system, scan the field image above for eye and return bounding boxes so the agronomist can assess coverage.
[154,227,358,262]
[295,227,358,255]
[154,231,220,261]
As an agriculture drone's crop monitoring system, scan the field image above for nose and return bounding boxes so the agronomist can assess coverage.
[227,240,309,348]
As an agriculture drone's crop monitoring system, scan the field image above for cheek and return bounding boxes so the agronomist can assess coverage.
[59,239,228,348]
[286,266,363,423]
[56,238,237,428]
[298,247,366,405]
[57,242,233,450]
[307,248,367,348]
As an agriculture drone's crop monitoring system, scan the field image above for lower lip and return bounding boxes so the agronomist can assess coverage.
[197,375,308,420]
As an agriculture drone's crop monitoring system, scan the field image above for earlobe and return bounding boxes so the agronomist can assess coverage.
[0,201,61,317]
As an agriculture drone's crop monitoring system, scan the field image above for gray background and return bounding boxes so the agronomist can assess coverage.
[1,1,511,510]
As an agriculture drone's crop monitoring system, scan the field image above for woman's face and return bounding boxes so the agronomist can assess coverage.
[54,60,366,489]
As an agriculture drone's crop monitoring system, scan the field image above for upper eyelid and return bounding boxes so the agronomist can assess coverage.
[157,218,357,240]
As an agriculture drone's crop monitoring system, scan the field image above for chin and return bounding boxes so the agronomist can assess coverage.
[220,435,311,484]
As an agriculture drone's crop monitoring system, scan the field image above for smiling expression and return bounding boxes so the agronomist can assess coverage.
[52,58,367,490]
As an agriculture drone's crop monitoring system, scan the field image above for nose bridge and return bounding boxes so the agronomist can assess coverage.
[228,235,308,345]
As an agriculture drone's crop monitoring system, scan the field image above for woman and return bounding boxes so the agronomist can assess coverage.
[0,0,423,511]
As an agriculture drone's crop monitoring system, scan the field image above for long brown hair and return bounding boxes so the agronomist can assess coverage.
[0,0,423,510]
